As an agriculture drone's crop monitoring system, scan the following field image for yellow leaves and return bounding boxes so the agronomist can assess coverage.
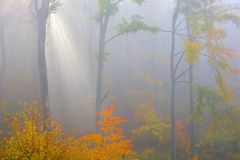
[138,74,163,87]
[215,76,235,101]
[230,153,240,160]
[197,106,240,159]
[0,102,80,160]
[184,40,201,64]
[0,102,135,160]
[191,156,199,160]
[132,105,169,142]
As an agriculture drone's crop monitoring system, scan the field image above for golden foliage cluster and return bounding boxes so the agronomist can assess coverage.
[184,40,201,64]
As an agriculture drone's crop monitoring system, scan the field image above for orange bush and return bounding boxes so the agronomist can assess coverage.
[79,103,136,160]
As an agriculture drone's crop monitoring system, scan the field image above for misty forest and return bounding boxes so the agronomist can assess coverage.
[0,0,240,160]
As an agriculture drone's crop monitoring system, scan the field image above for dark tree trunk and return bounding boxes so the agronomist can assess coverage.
[170,1,179,160]
[95,14,110,130]
[35,0,50,126]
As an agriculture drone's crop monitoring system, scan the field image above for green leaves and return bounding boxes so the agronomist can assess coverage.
[194,85,220,118]
[116,15,159,34]
[132,0,145,6]
[198,106,240,160]
[215,74,236,101]
[219,12,240,28]
[132,106,169,142]
[98,0,120,15]
[49,0,61,14]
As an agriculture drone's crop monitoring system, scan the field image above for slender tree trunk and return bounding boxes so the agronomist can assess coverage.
[0,1,6,135]
[0,0,6,102]
[95,14,110,129]
[35,0,50,127]
[186,17,196,158]
[170,1,179,160]
[150,51,161,117]
[189,64,195,156]
[87,0,94,90]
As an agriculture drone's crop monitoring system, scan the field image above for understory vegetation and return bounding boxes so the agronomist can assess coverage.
[1,100,240,160]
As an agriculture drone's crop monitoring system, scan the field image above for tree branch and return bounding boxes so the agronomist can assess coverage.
[159,28,204,39]
[175,18,186,30]
[174,53,184,75]
[113,0,124,6]
[101,89,111,102]
[174,51,184,56]
[200,53,209,58]
[105,33,123,44]
[176,81,190,84]
[175,65,194,81]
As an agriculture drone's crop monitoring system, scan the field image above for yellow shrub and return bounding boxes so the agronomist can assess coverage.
[0,101,78,160]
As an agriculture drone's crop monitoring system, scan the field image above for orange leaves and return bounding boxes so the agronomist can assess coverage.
[0,102,135,160]
[206,28,226,40]
[96,103,116,117]
[80,103,135,160]
[207,44,237,61]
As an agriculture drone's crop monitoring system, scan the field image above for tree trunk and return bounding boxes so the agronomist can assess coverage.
[35,0,50,127]
[189,64,195,157]
[170,1,179,160]
[95,14,110,130]
[0,1,6,136]
[186,17,196,158]
[150,50,161,117]
[0,0,6,102]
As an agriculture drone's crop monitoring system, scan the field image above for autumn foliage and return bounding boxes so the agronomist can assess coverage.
[79,103,135,160]
[0,102,135,160]
[0,101,78,159]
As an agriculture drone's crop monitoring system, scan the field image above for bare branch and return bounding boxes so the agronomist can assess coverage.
[175,65,194,81]
[174,53,184,75]
[176,81,190,84]
[158,28,204,39]
[176,27,187,31]
[105,33,122,44]
[174,51,184,56]
[101,89,111,103]
[200,53,209,58]
[175,18,186,30]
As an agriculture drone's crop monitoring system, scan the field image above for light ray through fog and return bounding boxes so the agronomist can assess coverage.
[47,10,94,132]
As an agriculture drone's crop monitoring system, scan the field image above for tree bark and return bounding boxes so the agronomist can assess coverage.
[170,1,180,160]
[35,0,50,127]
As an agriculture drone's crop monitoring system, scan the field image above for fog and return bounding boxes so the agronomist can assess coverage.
[0,0,240,159]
